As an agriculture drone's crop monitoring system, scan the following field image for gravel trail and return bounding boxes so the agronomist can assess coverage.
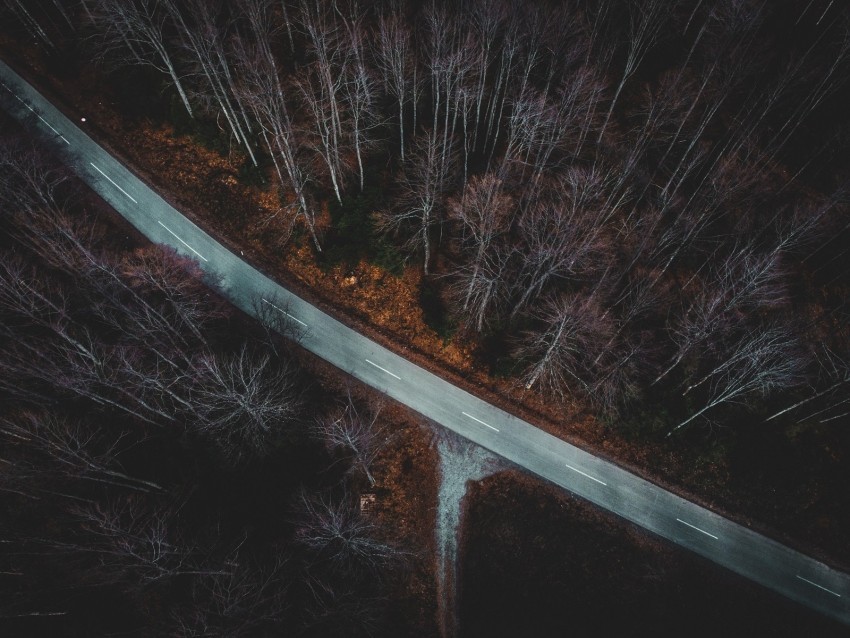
[435,430,502,637]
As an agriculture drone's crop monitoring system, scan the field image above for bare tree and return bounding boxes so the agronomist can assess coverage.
[0,255,169,422]
[173,555,290,637]
[653,242,788,384]
[652,282,729,386]
[422,2,475,181]
[0,0,63,50]
[476,7,524,166]
[85,0,194,117]
[0,244,217,425]
[512,168,621,316]
[499,65,606,186]
[189,345,302,464]
[336,0,380,191]
[376,131,453,274]
[1,182,224,427]
[0,411,163,494]
[168,0,258,165]
[117,245,228,346]
[447,246,512,336]
[0,314,184,427]
[69,498,231,586]
[295,488,401,577]
[313,392,392,487]
[515,292,613,403]
[232,26,320,249]
[375,8,415,160]
[464,0,507,155]
[751,11,850,171]
[590,339,646,417]
[668,325,804,436]
[0,133,72,217]
[294,0,351,204]
[446,173,513,331]
[765,344,850,424]
[301,575,384,638]
[596,0,668,144]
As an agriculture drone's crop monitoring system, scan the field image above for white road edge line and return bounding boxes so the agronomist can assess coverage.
[676,518,719,540]
[364,359,401,380]
[796,575,842,597]
[1,84,71,145]
[462,411,499,432]
[33,113,69,144]
[89,162,138,204]
[564,463,607,486]
[261,298,307,327]
[157,220,208,262]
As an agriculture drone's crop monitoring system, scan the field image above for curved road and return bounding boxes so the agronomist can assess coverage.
[1,58,848,626]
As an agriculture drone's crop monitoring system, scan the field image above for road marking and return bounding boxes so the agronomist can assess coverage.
[676,518,719,540]
[462,411,499,432]
[157,220,208,262]
[564,463,607,486]
[90,162,138,203]
[796,575,841,597]
[261,298,307,327]
[0,83,71,145]
[33,112,69,144]
[365,359,401,380]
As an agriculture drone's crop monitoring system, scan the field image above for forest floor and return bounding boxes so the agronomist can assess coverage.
[1,34,848,584]
[303,351,441,637]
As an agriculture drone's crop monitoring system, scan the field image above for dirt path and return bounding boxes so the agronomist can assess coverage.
[434,430,503,637]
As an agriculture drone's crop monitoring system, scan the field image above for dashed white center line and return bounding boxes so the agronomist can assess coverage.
[2,84,71,144]
[157,220,208,262]
[564,463,607,486]
[676,518,719,540]
[261,298,307,327]
[365,359,401,380]
[36,113,71,146]
[90,162,138,203]
[462,411,499,432]
[33,112,70,144]
[796,575,841,597]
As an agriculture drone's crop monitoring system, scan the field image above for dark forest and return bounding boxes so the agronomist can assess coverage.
[1,0,849,635]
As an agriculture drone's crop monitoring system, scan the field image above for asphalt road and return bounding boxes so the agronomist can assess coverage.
[1,58,848,626]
